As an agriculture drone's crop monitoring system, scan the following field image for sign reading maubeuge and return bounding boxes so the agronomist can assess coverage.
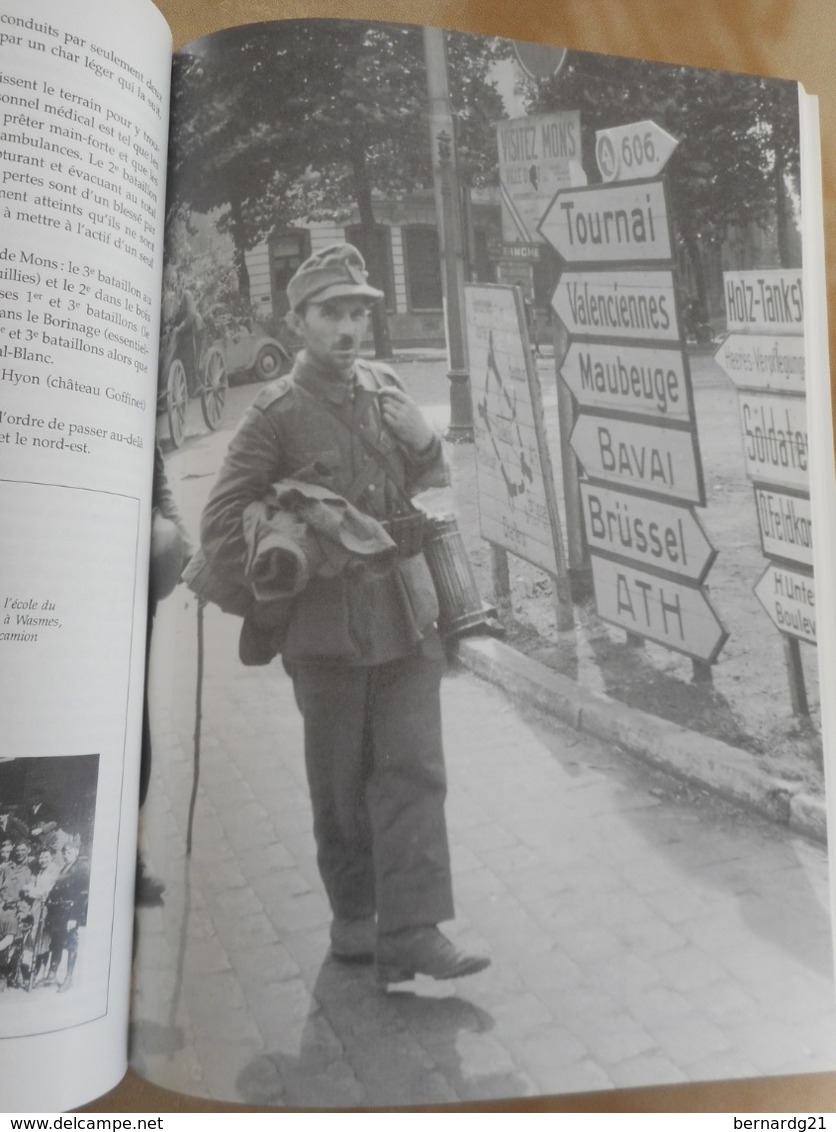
[591,556,728,663]
[570,415,704,505]
[552,269,680,342]
[561,341,692,422]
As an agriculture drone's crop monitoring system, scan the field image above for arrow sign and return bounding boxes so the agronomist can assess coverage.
[723,270,804,335]
[561,341,692,422]
[714,333,806,395]
[539,179,672,264]
[596,121,679,183]
[754,562,816,645]
[571,415,704,505]
[591,555,728,663]
[753,486,813,568]
[580,484,716,583]
[552,269,680,342]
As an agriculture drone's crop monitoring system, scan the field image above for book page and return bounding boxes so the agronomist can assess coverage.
[0,0,171,1112]
[134,16,836,1111]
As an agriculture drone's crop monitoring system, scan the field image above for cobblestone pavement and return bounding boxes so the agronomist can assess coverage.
[130,377,836,1107]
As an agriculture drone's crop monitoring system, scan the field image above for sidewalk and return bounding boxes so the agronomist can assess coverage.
[132,591,836,1106]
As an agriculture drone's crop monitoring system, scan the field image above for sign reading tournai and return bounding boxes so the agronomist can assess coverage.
[753,486,813,568]
[552,270,680,342]
[561,341,692,422]
[714,332,805,395]
[754,562,816,645]
[723,269,804,335]
[570,415,704,505]
[736,391,809,491]
[591,556,728,663]
[496,112,582,244]
[580,483,716,583]
[538,179,672,264]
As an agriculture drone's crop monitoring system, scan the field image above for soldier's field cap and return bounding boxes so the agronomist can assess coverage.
[287,243,384,311]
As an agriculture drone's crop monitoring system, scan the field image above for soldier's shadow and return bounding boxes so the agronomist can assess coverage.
[236,954,526,1107]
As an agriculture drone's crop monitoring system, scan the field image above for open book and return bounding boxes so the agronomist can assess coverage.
[1,0,835,1112]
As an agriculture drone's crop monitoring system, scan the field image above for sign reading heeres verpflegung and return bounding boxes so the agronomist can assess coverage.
[714,332,805,394]
[497,112,582,244]
[539,179,672,264]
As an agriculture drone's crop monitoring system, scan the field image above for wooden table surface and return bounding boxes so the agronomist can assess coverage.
[86,0,836,1113]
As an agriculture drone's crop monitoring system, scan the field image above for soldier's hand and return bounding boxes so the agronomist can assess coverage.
[378,387,435,452]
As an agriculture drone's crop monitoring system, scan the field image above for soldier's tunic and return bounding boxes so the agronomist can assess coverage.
[201,353,455,933]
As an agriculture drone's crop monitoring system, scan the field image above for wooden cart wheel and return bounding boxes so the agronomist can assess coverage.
[200,346,228,430]
[166,357,188,449]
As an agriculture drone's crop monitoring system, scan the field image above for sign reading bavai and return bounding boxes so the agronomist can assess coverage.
[497,112,582,244]
[754,562,816,645]
[571,415,704,505]
[580,484,715,583]
[464,284,563,576]
[723,269,804,335]
[552,270,679,342]
[538,179,672,264]
[753,486,813,568]
[591,556,728,662]
[737,391,808,491]
[561,341,692,422]
[714,333,805,395]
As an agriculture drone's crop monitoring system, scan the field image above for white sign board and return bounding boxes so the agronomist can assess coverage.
[552,269,680,342]
[539,179,672,264]
[571,415,704,505]
[713,333,805,395]
[580,484,715,583]
[561,341,692,422]
[754,486,813,568]
[497,112,582,244]
[754,562,816,645]
[595,121,679,183]
[723,270,804,335]
[465,284,564,576]
[737,391,809,491]
[591,555,727,662]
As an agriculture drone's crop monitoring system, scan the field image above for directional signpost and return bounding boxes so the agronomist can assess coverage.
[541,117,726,672]
[719,268,812,713]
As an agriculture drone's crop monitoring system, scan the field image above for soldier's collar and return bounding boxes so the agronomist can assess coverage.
[294,354,354,404]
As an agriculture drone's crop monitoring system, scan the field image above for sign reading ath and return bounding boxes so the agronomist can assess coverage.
[552,269,680,342]
[539,179,672,264]
[595,121,679,183]
[591,556,728,662]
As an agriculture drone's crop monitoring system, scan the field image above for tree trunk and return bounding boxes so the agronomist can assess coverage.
[351,146,393,359]
[682,227,709,324]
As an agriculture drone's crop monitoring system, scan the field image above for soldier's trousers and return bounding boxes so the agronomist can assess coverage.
[289,651,455,934]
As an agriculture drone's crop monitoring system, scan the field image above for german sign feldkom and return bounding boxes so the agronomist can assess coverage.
[496,112,582,244]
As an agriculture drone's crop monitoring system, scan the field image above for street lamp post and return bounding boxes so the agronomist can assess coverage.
[424,26,473,442]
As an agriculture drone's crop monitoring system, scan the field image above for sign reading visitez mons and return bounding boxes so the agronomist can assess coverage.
[496,112,582,244]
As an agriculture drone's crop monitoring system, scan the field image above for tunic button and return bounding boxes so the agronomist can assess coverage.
[368,484,376,493]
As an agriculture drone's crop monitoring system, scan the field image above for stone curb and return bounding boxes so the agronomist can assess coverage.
[456,635,827,845]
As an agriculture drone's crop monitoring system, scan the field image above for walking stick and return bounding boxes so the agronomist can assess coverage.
[186,597,206,857]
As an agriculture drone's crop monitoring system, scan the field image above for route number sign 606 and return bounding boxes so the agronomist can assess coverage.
[596,121,679,183]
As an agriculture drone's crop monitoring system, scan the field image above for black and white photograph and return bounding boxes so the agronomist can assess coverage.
[0,756,96,1006]
[130,19,836,1107]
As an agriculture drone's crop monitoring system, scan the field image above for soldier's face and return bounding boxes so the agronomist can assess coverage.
[291,297,370,376]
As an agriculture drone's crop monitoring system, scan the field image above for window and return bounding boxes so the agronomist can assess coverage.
[402,225,443,311]
[345,225,394,312]
[269,230,310,317]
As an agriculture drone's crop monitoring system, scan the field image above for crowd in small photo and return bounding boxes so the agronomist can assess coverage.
[0,789,91,996]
